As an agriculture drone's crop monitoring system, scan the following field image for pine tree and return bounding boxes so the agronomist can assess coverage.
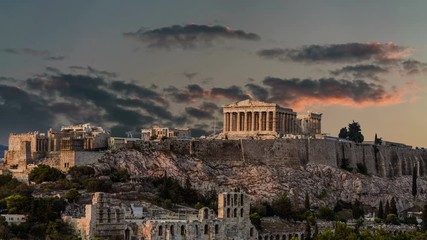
[378,200,384,219]
[390,197,398,216]
[305,192,310,211]
[385,200,390,217]
[412,163,418,198]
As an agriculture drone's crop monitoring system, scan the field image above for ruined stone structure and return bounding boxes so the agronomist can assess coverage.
[222,100,321,139]
[3,123,109,175]
[4,132,48,166]
[48,123,109,151]
[141,125,191,141]
[65,192,129,240]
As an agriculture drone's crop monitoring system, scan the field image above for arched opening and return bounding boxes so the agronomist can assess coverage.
[181,225,185,236]
[282,235,286,240]
[227,208,231,218]
[276,235,280,240]
[158,225,163,236]
[250,227,254,237]
[270,236,274,240]
[233,208,237,217]
[241,194,244,206]
[215,224,219,234]
[227,194,231,206]
[204,208,209,219]
[195,225,199,235]
[240,208,244,217]
[204,224,209,234]
[124,228,130,240]
[170,225,174,235]
[264,236,268,240]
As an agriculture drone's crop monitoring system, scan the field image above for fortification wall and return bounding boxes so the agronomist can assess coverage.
[163,139,427,178]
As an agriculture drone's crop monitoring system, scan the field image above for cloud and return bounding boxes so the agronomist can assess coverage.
[262,77,412,110]
[164,84,207,103]
[185,107,213,119]
[3,48,65,61]
[245,83,269,101]
[69,66,118,78]
[258,42,412,63]
[401,59,427,75]
[330,64,388,81]
[210,86,250,101]
[183,72,198,81]
[123,24,260,50]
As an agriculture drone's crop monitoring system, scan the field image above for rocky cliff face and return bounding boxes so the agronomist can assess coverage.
[91,141,427,213]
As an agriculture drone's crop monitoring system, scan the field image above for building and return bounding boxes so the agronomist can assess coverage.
[141,125,191,141]
[64,191,271,240]
[108,137,142,150]
[222,99,322,139]
[3,123,109,175]
[1,214,26,225]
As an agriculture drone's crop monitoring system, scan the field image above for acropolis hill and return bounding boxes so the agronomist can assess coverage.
[2,100,427,214]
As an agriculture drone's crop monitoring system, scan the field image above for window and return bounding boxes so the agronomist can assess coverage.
[241,194,244,206]
[240,208,243,217]
[181,225,185,236]
[158,226,163,236]
[233,208,237,217]
[227,208,230,218]
[215,224,219,234]
[250,228,254,237]
[170,225,174,235]
[204,224,209,234]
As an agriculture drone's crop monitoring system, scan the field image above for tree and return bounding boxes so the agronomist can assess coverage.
[412,163,418,198]
[422,204,427,231]
[4,194,31,214]
[338,127,348,139]
[378,200,384,219]
[65,188,80,203]
[109,168,130,182]
[304,192,310,211]
[318,207,336,221]
[250,212,261,230]
[29,165,64,184]
[390,197,398,216]
[384,200,390,217]
[374,133,382,145]
[347,121,364,143]
[352,199,364,219]
[272,194,293,219]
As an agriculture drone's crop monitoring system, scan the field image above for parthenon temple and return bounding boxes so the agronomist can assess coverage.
[222,100,321,138]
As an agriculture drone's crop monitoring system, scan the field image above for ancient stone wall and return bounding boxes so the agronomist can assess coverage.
[162,139,427,178]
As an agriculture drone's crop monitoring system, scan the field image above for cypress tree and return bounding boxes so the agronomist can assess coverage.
[412,164,418,198]
[305,192,310,211]
[385,200,390,217]
[378,200,384,219]
[390,197,398,216]
[422,204,427,231]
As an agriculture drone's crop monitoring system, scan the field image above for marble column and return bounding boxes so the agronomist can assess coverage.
[258,112,262,131]
[273,111,277,132]
[251,112,255,131]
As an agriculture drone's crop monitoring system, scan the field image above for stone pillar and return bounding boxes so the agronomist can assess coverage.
[251,111,255,131]
[258,111,262,131]
[273,111,277,132]
[237,112,241,131]
[243,112,247,131]
[266,111,270,131]
[224,112,227,132]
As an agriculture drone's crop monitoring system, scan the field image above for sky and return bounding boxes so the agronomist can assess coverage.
[0,1,426,146]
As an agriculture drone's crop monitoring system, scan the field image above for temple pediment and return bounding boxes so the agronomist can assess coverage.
[223,99,277,108]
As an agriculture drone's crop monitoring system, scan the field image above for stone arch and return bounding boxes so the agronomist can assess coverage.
[203,208,209,219]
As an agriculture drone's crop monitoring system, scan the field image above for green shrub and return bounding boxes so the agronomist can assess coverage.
[29,165,64,183]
